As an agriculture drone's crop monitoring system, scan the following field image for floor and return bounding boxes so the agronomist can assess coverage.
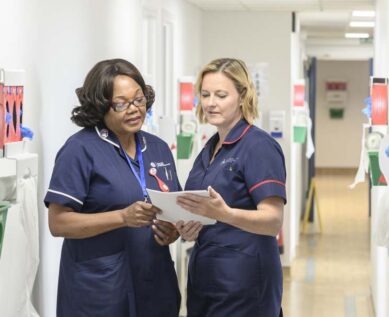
[282,170,374,317]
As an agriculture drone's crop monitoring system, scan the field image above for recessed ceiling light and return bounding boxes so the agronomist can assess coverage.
[345,33,370,39]
[352,10,375,17]
[350,21,375,28]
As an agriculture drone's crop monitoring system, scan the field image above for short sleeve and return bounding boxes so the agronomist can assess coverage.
[244,138,287,205]
[44,138,92,211]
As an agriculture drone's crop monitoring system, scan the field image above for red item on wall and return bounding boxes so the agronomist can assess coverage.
[293,84,305,107]
[179,82,194,111]
[0,82,5,149]
[378,174,387,185]
[2,86,23,144]
[326,81,347,91]
[371,83,388,125]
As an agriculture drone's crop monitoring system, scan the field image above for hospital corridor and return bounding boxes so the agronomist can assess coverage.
[1,0,389,316]
[282,170,373,317]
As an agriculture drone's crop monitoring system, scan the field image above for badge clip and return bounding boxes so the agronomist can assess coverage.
[149,168,170,192]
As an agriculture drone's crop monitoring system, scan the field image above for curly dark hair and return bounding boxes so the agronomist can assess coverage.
[71,58,155,128]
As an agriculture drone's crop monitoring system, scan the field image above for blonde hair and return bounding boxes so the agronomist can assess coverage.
[195,58,258,124]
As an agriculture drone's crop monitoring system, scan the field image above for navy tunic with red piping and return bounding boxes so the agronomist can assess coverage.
[185,119,287,317]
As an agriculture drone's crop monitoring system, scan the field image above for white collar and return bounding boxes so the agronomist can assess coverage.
[94,126,147,152]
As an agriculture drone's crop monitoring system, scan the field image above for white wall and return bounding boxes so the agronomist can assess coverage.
[36,2,145,316]
[37,2,145,315]
[371,1,389,316]
[315,60,370,168]
[1,0,202,315]
[202,12,292,126]
[305,38,374,61]
[290,27,305,258]
[201,11,295,265]
[173,1,203,77]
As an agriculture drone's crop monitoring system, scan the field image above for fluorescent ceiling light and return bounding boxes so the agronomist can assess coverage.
[345,33,369,39]
[352,10,375,17]
[350,21,375,28]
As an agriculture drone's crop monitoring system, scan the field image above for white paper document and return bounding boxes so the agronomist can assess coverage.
[146,188,216,225]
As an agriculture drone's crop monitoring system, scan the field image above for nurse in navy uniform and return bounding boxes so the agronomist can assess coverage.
[177,58,287,317]
[44,58,181,317]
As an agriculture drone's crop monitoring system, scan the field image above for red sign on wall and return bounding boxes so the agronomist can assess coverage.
[371,82,388,125]
[326,81,347,91]
[293,84,305,107]
[1,85,24,149]
[0,82,4,149]
[179,82,194,111]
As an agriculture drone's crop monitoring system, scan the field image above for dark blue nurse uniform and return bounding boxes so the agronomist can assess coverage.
[185,119,287,317]
[44,125,181,317]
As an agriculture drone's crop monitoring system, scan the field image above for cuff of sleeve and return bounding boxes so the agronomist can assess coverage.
[44,190,83,212]
[249,181,287,205]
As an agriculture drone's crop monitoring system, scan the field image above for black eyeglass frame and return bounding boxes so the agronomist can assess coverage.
[111,96,147,112]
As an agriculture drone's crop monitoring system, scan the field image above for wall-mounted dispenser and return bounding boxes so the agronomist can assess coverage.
[269,110,285,139]
[292,80,308,144]
[177,77,196,160]
[0,201,10,258]
[366,132,386,186]
[0,140,39,316]
[293,112,307,144]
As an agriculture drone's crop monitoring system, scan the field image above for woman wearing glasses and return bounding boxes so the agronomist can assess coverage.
[44,59,181,317]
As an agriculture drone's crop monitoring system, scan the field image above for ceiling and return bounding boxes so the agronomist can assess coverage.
[185,0,376,40]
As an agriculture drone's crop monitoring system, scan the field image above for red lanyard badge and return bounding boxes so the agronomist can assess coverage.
[149,168,170,192]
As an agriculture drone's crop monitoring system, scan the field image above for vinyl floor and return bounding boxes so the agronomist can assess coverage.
[282,170,374,317]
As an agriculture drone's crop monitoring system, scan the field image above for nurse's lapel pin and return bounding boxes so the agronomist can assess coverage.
[164,167,170,180]
[149,168,170,192]
[100,129,109,138]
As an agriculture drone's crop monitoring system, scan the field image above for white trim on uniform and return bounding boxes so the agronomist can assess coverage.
[95,126,120,148]
[47,189,84,205]
[140,136,147,152]
[95,126,148,152]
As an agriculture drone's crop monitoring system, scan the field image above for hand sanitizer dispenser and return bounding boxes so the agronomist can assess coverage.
[269,111,285,139]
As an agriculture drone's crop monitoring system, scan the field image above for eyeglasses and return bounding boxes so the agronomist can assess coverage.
[111,96,147,112]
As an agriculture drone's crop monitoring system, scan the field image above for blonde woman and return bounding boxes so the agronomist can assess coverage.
[177,58,286,317]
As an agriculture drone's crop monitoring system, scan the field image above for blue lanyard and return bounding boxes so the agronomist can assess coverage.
[120,136,148,201]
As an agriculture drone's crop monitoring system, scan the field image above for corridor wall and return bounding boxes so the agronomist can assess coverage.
[0,0,202,316]
[201,11,297,266]
[315,60,370,169]
[371,1,389,316]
